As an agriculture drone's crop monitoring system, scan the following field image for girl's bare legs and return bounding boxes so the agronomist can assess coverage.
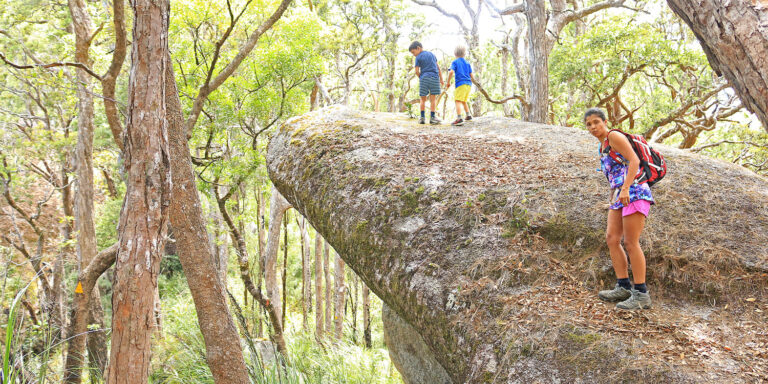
[461,101,470,116]
[606,209,629,279]
[455,101,464,117]
[622,212,647,285]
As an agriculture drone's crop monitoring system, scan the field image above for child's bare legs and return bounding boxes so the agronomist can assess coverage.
[428,94,437,112]
[420,96,427,112]
[455,101,464,117]
[461,101,470,118]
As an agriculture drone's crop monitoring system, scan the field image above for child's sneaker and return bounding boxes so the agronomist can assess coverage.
[419,116,426,124]
[429,116,441,125]
[464,115,472,121]
[451,118,464,126]
[616,289,652,310]
[598,284,631,302]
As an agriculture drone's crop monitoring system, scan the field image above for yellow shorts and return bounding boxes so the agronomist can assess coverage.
[454,84,471,102]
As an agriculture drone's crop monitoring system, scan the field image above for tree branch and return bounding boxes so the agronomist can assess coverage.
[473,79,528,107]
[100,0,128,152]
[0,52,102,80]
[689,140,768,153]
[411,0,470,31]
[185,0,293,131]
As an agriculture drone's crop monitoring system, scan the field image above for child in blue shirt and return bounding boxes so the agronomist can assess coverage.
[409,41,444,125]
[446,45,474,126]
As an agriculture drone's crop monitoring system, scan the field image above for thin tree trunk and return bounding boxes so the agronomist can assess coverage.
[67,0,107,377]
[350,273,358,343]
[264,187,291,325]
[281,212,288,329]
[106,0,171,380]
[333,251,345,340]
[64,245,117,384]
[665,0,768,131]
[299,217,311,330]
[314,233,324,339]
[323,240,332,335]
[166,60,251,383]
[363,283,371,348]
[526,0,548,123]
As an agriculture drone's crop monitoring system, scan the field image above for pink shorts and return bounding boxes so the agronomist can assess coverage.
[619,199,651,217]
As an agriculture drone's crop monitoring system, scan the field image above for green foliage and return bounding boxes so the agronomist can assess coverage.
[152,274,400,384]
[549,13,716,130]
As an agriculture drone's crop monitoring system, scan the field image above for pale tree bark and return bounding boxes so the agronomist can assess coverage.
[349,273,358,343]
[323,239,332,335]
[166,62,252,383]
[281,213,289,329]
[363,284,371,348]
[67,0,108,376]
[665,0,768,131]
[264,186,291,325]
[333,251,346,340]
[299,217,312,330]
[105,0,171,380]
[314,233,324,339]
[372,0,399,112]
[495,0,627,123]
[525,0,548,123]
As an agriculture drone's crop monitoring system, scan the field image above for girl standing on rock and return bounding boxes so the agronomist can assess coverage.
[585,108,653,310]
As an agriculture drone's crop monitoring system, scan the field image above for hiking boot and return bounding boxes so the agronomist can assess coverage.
[429,116,441,125]
[465,115,473,121]
[419,116,426,124]
[451,118,464,126]
[616,289,652,310]
[598,284,631,302]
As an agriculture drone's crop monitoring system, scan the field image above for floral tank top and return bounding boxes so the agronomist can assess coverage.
[600,145,655,210]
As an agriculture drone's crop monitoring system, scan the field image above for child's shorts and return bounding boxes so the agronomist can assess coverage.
[454,84,471,102]
[618,199,651,217]
[419,76,441,96]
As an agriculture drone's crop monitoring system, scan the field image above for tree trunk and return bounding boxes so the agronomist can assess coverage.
[165,60,251,384]
[310,84,319,111]
[323,239,332,335]
[314,233,324,339]
[500,34,511,117]
[264,186,291,325]
[333,252,345,340]
[526,0,548,123]
[665,0,768,131]
[299,217,311,330]
[363,283,371,348]
[106,0,171,380]
[350,273,358,343]
[67,0,108,377]
[281,213,289,329]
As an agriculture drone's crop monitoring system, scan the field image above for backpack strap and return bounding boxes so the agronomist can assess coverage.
[601,129,628,165]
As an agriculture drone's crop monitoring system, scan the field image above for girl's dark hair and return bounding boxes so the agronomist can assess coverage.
[408,41,423,51]
[584,108,606,122]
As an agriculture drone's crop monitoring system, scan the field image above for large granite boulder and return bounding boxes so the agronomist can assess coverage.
[267,106,768,382]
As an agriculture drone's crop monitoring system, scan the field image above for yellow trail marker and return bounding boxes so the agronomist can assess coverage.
[75,281,84,294]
